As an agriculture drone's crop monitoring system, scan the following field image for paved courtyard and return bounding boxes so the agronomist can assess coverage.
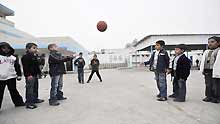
[0,68,220,124]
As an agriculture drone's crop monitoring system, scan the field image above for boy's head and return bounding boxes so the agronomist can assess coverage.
[155,40,165,50]
[79,52,83,57]
[26,43,38,54]
[93,54,97,59]
[48,44,58,51]
[208,36,220,50]
[175,44,187,55]
[0,42,14,55]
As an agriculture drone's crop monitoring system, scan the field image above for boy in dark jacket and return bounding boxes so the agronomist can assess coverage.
[168,44,191,102]
[145,40,170,101]
[87,54,102,83]
[48,44,74,106]
[21,43,44,109]
[74,52,85,84]
[0,42,25,110]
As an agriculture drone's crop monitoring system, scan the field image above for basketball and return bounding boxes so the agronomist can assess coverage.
[97,21,107,32]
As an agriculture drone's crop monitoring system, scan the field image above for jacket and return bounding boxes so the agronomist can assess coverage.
[145,49,170,73]
[90,59,100,71]
[49,50,71,76]
[74,57,85,69]
[171,54,191,80]
[21,52,41,77]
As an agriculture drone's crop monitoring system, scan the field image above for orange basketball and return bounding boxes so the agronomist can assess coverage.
[97,21,107,32]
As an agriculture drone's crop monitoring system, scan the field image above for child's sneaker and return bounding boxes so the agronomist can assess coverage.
[157,97,167,101]
[202,97,212,102]
[15,102,25,107]
[57,97,67,100]
[34,99,44,104]
[49,101,60,106]
[26,104,37,109]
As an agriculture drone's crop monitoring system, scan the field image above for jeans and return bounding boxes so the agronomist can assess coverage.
[78,68,84,83]
[173,77,186,100]
[25,76,39,105]
[50,74,64,100]
[154,72,167,97]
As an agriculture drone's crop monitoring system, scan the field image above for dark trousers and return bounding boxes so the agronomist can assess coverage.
[78,68,84,83]
[25,76,39,105]
[213,78,220,100]
[88,70,102,82]
[173,77,186,100]
[0,78,24,109]
[204,71,215,99]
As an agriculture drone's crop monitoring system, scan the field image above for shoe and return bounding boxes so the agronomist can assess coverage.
[202,97,212,102]
[168,94,176,98]
[34,99,44,103]
[15,103,25,107]
[211,99,219,103]
[57,97,67,100]
[87,81,90,83]
[49,101,60,106]
[156,94,161,98]
[157,97,167,101]
[173,98,185,102]
[100,80,102,82]
[26,104,37,109]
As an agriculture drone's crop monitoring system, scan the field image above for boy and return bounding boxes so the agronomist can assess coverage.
[168,44,191,102]
[200,36,220,103]
[21,43,44,109]
[74,52,85,84]
[0,42,25,110]
[48,44,74,106]
[87,54,102,83]
[145,40,170,101]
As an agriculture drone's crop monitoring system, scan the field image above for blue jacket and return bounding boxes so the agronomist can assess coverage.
[145,49,170,73]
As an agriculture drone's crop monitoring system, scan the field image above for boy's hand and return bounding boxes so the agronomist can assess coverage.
[27,75,33,80]
[166,69,171,75]
[17,76,22,81]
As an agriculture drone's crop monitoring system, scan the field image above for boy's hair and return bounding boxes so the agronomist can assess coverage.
[175,44,187,52]
[79,52,83,55]
[94,54,97,57]
[208,36,220,43]
[26,43,37,49]
[48,43,56,50]
[156,40,165,47]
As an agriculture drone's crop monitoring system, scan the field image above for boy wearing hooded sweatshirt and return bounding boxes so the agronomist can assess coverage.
[0,42,25,110]
[200,36,220,103]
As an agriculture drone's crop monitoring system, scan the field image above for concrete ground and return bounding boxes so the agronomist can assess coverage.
[0,69,220,124]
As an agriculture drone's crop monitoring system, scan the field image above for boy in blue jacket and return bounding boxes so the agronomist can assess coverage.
[145,40,170,101]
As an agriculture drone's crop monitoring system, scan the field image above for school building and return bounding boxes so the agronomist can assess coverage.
[0,4,88,71]
[132,34,220,66]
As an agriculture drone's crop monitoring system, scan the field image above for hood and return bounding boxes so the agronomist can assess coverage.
[0,42,15,55]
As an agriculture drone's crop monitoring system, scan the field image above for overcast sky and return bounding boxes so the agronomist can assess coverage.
[1,0,220,51]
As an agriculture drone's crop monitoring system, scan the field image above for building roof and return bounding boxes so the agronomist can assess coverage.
[0,4,14,17]
[134,33,220,47]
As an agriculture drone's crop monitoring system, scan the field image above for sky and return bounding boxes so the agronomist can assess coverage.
[1,0,220,51]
